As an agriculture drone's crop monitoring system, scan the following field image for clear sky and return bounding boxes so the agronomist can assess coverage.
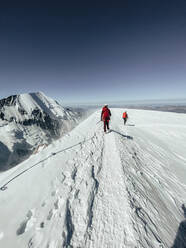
[0,0,186,104]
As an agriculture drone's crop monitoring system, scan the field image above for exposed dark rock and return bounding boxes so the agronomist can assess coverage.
[32,108,41,118]
[18,107,27,115]
[9,116,16,122]
[0,141,11,171]
[0,140,32,171]
[0,112,4,120]
[16,107,61,137]
[0,95,17,108]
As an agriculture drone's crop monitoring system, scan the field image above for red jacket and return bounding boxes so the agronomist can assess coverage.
[101,106,111,121]
[123,112,128,118]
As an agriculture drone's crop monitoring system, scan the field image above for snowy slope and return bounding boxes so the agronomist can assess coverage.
[0,92,81,170]
[0,108,186,248]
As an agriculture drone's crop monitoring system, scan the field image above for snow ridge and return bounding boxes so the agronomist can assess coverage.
[63,199,74,247]
[0,109,186,248]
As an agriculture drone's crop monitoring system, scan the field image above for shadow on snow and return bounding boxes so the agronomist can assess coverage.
[172,204,186,248]
[111,129,133,140]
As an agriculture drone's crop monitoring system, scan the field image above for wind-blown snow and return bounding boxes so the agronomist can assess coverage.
[0,108,186,248]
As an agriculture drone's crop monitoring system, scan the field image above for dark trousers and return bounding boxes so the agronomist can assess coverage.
[104,120,109,132]
[123,118,127,125]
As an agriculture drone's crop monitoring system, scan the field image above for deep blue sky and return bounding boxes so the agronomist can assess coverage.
[0,0,186,104]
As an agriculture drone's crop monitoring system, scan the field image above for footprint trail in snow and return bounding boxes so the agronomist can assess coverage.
[0,109,186,248]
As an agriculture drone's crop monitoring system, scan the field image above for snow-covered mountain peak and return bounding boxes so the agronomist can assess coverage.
[0,92,82,171]
[0,92,67,122]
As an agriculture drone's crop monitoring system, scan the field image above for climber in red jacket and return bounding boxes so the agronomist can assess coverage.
[122,111,128,125]
[101,104,111,133]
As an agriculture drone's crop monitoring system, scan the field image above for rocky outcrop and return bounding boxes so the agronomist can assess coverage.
[0,95,17,108]
[19,108,61,137]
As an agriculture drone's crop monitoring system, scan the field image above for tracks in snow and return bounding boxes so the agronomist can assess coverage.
[85,131,136,248]
[24,128,136,248]
[60,129,136,248]
[62,130,104,247]
[4,120,185,248]
[114,125,186,248]
[60,129,137,248]
[24,130,105,248]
